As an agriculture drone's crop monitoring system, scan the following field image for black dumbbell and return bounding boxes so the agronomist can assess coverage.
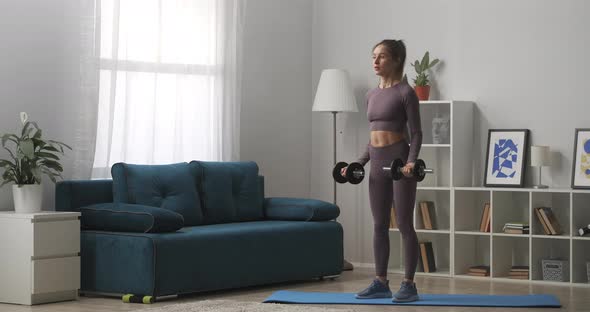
[578,225,590,236]
[382,159,433,182]
[332,162,365,184]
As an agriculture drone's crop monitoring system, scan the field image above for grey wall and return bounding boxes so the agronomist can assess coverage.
[0,0,314,212]
[311,0,590,264]
[3,0,589,268]
[0,0,80,211]
[241,0,313,198]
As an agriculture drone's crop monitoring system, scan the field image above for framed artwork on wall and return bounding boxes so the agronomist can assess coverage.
[571,128,590,189]
[484,129,529,187]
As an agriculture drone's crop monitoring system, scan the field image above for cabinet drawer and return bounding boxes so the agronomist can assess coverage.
[33,220,80,257]
[31,256,80,294]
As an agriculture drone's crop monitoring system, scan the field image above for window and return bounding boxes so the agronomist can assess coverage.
[92,0,236,177]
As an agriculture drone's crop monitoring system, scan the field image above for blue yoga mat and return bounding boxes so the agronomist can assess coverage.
[263,290,561,307]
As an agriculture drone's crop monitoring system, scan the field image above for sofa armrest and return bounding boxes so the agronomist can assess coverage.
[263,197,340,221]
[80,203,184,233]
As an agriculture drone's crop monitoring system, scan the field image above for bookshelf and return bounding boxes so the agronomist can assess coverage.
[386,100,590,287]
[389,100,473,278]
[454,187,590,287]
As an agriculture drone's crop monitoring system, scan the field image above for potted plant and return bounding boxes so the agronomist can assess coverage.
[0,112,71,213]
[411,51,440,101]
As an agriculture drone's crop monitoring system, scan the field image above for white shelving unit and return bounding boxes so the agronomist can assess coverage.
[389,100,473,278]
[453,187,590,287]
[387,100,590,287]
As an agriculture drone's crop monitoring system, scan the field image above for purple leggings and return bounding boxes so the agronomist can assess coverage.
[368,140,418,279]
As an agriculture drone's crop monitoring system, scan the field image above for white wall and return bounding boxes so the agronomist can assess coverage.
[241,0,313,198]
[0,0,314,211]
[0,1,80,211]
[3,1,589,269]
[311,0,590,265]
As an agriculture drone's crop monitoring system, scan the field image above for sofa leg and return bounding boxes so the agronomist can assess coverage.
[319,274,340,281]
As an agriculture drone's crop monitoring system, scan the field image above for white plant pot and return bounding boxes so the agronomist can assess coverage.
[12,184,43,213]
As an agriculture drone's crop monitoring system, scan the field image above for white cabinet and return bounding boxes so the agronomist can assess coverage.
[0,211,81,305]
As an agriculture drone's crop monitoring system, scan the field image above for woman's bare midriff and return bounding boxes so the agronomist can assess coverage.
[370,130,405,147]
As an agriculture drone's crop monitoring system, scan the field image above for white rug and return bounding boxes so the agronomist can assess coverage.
[134,299,354,312]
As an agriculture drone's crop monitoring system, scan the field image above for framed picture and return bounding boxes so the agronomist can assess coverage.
[484,129,529,187]
[571,128,590,189]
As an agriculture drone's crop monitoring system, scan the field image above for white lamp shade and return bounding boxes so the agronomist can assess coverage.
[312,69,358,112]
[530,145,551,167]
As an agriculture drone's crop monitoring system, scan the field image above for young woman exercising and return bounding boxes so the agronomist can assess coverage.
[343,39,422,302]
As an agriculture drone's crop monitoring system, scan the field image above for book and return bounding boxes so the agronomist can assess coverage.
[468,264,490,276]
[419,201,437,230]
[508,271,529,276]
[534,207,551,235]
[503,222,529,228]
[479,203,490,232]
[419,243,428,272]
[537,207,556,234]
[540,207,562,235]
[504,228,529,234]
[418,242,436,273]
[469,265,490,274]
[510,265,529,272]
[390,205,398,228]
[508,265,529,278]
[503,222,529,234]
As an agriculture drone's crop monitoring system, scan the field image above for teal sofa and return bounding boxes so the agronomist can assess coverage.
[55,161,343,299]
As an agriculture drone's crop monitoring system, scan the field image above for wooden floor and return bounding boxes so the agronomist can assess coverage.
[0,267,586,312]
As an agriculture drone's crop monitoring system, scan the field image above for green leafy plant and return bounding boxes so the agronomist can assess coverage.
[0,112,71,187]
[411,51,440,86]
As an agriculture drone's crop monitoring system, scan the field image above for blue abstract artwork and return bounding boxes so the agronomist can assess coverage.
[573,130,590,188]
[492,139,519,178]
[584,139,590,176]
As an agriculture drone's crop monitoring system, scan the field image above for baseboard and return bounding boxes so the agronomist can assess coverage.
[31,290,78,305]
[349,262,374,269]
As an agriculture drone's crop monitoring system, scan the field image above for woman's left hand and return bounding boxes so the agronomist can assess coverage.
[402,162,415,178]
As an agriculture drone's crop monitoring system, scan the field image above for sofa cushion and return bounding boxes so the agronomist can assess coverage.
[189,161,263,224]
[264,197,340,221]
[111,162,203,225]
[80,203,184,233]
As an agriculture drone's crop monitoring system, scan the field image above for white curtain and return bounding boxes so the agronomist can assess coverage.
[73,0,101,179]
[91,0,245,178]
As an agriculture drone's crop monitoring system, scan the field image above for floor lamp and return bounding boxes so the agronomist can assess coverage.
[312,69,358,271]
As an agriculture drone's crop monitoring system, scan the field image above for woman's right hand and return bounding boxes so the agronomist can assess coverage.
[340,166,348,177]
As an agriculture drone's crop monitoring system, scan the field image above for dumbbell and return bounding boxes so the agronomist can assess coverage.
[578,224,590,236]
[383,159,433,182]
[122,294,154,304]
[332,162,365,184]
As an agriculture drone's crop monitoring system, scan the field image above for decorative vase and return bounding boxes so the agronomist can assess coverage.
[12,184,43,213]
[414,85,431,101]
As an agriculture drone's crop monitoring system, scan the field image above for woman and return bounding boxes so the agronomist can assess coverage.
[343,39,422,302]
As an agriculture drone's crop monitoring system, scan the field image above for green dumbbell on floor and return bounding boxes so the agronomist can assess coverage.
[122,294,154,304]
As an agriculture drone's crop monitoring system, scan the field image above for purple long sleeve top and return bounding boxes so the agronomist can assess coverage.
[356,81,423,166]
